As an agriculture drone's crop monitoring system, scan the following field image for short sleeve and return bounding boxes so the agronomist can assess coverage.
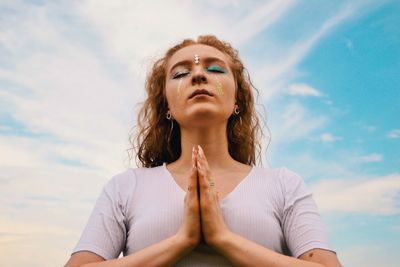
[280,168,333,258]
[72,174,130,260]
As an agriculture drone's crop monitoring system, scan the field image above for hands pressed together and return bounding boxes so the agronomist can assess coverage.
[177,145,231,250]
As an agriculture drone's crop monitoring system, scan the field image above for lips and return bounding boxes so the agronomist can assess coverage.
[188,89,213,99]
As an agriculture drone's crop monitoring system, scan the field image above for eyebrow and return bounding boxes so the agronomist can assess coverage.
[168,57,228,73]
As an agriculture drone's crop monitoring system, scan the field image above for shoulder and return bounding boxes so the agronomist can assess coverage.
[103,166,167,204]
[252,166,303,184]
[103,164,165,195]
[109,164,165,183]
[252,166,307,196]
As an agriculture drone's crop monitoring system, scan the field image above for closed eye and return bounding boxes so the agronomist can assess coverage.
[172,70,190,79]
[206,65,227,73]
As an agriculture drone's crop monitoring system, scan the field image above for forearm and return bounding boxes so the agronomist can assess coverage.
[82,234,194,267]
[213,232,324,267]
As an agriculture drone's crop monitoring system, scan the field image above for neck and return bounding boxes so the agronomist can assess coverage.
[174,123,236,171]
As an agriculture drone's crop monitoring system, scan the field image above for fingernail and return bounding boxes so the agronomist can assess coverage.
[198,145,203,158]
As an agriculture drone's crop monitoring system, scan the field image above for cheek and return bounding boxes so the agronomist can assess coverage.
[165,80,186,115]
[219,75,236,101]
[166,78,186,96]
[165,81,178,104]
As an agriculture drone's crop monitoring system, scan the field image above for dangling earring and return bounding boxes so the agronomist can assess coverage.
[166,110,174,142]
[166,110,172,120]
[233,106,242,127]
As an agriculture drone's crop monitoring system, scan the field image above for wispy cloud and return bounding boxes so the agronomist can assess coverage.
[312,173,400,215]
[339,243,400,267]
[78,0,298,75]
[0,1,398,267]
[363,125,377,132]
[0,3,315,265]
[387,129,400,139]
[229,0,298,44]
[357,153,383,163]
[256,3,357,100]
[345,38,354,51]
[287,83,323,97]
[319,133,342,142]
[0,164,107,266]
[269,101,327,143]
[0,1,138,172]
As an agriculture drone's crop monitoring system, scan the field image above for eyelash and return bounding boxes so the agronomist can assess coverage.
[172,70,190,79]
[206,65,226,73]
[172,65,226,79]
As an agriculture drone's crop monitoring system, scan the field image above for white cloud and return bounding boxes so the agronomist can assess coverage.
[268,101,327,143]
[364,125,376,132]
[339,243,400,267]
[287,83,323,97]
[319,133,342,142]
[387,129,400,139]
[0,165,108,267]
[345,38,354,50]
[228,0,297,44]
[312,173,400,215]
[0,2,302,266]
[357,153,383,163]
[0,1,139,173]
[0,1,396,266]
[78,0,297,76]
[256,3,356,100]
[0,124,13,132]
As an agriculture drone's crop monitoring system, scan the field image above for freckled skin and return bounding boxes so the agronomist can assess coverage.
[214,76,224,95]
[165,44,236,128]
[176,79,183,98]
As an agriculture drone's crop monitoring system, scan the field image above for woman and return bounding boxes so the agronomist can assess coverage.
[65,35,342,266]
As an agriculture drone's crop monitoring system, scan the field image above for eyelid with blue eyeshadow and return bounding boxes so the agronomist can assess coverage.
[206,65,227,73]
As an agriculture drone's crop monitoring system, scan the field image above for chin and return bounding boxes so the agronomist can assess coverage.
[181,112,228,128]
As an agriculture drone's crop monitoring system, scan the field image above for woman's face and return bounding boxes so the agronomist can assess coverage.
[165,44,237,128]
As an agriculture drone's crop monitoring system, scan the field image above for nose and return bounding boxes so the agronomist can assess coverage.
[191,66,207,85]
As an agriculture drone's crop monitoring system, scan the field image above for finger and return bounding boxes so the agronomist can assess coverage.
[187,146,198,195]
[198,146,212,183]
[215,191,220,203]
[197,145,212,183]
[197,145,216,198]
[197,145,208,191]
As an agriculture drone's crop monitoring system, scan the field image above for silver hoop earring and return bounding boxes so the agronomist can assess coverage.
[233,107,242,127]
[166,110,172,120]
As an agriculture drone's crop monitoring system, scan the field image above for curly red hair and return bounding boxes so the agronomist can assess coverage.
[128,35,263,168]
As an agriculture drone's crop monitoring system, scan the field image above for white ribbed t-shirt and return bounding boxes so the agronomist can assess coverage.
[73,164,332,266]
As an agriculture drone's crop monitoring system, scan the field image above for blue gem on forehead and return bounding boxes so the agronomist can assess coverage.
[194,54,199,64]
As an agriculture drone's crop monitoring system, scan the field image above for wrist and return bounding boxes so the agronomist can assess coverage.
[174,232,198,252]
[208,229,234,250]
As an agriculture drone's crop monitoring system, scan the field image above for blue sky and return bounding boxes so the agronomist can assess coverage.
[0,1,399,266]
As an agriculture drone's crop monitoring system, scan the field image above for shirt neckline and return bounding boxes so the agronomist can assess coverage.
[162,162,255,203]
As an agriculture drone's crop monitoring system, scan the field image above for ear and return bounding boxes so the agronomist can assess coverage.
[231,104,237,115]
